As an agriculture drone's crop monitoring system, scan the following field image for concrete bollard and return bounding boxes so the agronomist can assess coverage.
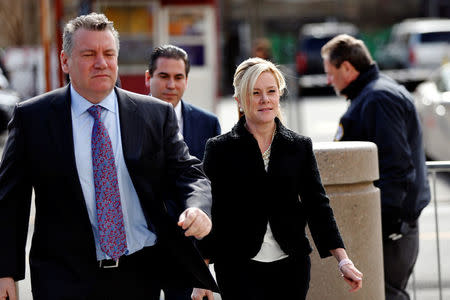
[307,141,385,300]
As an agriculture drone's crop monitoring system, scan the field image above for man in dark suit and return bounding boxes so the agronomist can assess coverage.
[144,45,220,299]
[0,13,218,300]
[145,45,221,161]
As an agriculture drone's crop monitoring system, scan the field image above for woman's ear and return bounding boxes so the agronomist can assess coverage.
[234,97,243,111]
[235,97,245,117]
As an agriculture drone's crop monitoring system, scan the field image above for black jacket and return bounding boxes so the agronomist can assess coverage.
[200,117,344,262]
[337,64,430,226]
[0,86,218,299]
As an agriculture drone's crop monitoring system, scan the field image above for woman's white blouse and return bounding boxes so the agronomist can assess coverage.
[252,132,289,262]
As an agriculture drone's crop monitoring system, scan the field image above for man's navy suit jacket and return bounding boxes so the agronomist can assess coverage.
[181,100,221,161]
[0,86,218,299]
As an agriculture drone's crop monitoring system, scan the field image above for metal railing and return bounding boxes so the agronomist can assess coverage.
[411,161,450,300]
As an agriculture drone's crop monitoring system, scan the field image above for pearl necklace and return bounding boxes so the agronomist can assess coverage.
[262,129,276,170]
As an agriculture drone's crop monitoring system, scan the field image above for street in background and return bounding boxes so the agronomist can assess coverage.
[376,18,450,70]
[414,62,450,161]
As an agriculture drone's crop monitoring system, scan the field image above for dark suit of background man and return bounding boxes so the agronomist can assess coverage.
[321,34,430,300]
[145,45,221,299]
[0,13,218,300]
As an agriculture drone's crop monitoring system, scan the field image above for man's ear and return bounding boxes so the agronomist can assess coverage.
[341,61,359,82]
[341,61,354,72]
[60,51,69,74]
[145,70,151,89]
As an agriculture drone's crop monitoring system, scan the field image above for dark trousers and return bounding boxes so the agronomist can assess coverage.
[31,246,163,300]
[383,221,419,300]
[163,287,193,300]
[88,246,162,300]
[214,255,310,300]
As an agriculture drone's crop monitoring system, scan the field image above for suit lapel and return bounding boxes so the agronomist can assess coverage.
[116,88,144,161]
[48,87,144,183]
[48,86,78,175]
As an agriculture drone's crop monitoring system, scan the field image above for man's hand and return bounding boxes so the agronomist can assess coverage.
[178,207,212,239]
[191,288,214,300]
[0,277,16,300]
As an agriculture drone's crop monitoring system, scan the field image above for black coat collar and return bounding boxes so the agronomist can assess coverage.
[230,116,295,142]
[341,64,379,100]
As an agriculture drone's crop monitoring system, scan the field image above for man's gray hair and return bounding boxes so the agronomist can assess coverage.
[62,12,119,56]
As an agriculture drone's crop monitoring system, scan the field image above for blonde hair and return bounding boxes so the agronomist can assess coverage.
[233,57,286,119]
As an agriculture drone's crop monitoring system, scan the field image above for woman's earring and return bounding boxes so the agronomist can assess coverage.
[239,107,244,113]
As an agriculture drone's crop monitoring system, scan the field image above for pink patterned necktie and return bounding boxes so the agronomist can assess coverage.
[88,105,127,261]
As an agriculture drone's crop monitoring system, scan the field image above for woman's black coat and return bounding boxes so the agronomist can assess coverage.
[200,117,345,262]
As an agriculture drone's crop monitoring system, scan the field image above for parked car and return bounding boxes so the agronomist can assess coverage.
[414,63,450,160]
[295,21,359,76]
[377,18,450,70]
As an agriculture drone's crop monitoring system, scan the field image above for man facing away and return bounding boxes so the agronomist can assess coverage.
[321,34,430,300]
[145,45,221,299]
[0,13,218,300]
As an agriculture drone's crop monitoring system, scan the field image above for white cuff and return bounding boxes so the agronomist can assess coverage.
[338,258,353,272]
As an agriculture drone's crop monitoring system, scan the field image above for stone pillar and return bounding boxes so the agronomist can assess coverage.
[16,282,19,300]
[307,141,385,300]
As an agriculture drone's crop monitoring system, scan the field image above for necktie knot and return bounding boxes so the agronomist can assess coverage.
[88,105,102,121]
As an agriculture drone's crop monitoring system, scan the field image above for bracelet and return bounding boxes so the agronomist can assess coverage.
[338,258,353,272]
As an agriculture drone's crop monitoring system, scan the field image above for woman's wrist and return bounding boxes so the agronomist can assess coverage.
[338,258,354,272]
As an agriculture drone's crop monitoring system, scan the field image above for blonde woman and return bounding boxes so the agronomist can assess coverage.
[192,58,362,300]
[193,57,362,300]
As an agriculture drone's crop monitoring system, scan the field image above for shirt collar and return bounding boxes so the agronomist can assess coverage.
[70,85,117,118]
[173,100,182,122]
[148,93,183,122]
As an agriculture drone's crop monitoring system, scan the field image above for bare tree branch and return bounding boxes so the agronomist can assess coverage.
[0,0,25,46]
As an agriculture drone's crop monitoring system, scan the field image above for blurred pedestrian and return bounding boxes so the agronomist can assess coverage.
[192,57,363,300]
[144,44,221,299]
[0,68,8,89]
[0,48,10,82]
[0,49,10,89]
[0,12,218,300]
[251,38,273,61]
[321,34,430,300]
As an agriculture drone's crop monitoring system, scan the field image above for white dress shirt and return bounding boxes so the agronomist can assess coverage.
[70,86,156,260]
[173,100,183,135]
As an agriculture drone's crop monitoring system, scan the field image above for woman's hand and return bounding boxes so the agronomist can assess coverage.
[340,263,363,292]
[330,248,363,292]
[191,288,214,300]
